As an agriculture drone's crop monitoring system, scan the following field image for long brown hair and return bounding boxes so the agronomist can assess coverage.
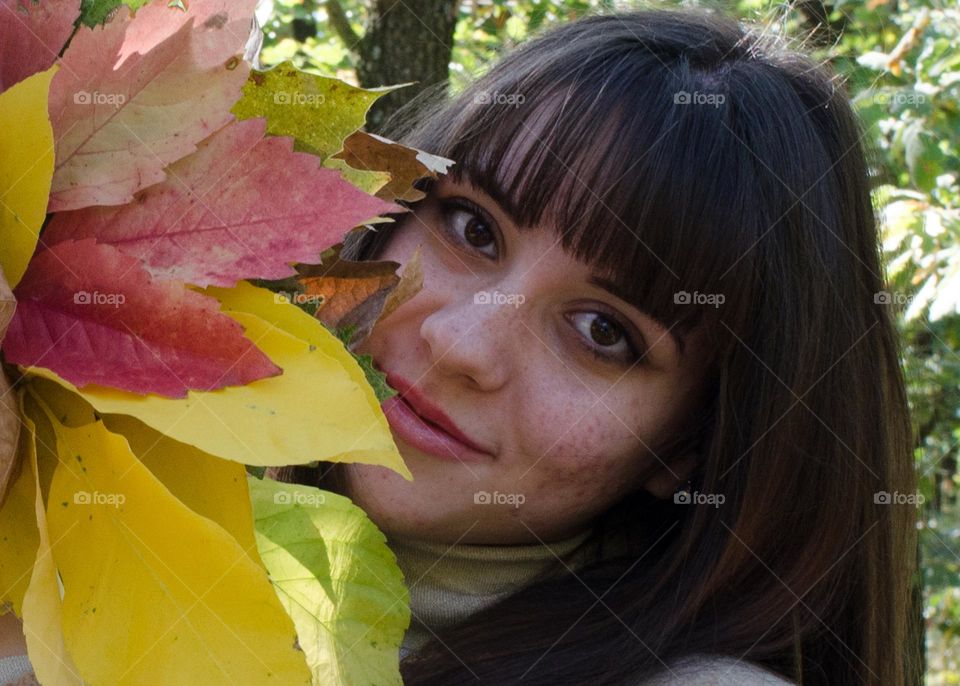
[283,8,921,684]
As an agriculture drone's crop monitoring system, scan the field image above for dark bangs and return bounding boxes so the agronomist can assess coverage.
[379,12,816,352]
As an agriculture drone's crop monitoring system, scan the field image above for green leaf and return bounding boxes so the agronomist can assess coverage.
[332,324,398,403]
[250,476,410,686]
[231,61,406,160]
[78,0,150,27]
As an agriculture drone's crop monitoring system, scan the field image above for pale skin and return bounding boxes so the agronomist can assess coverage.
[346,173,714,546]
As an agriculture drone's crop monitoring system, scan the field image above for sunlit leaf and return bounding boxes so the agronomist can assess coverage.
[43,118,404,288]
[25,387,312,685]
[48,0,255,211]
[250,476,409,686]
[231,60,405,159]
[333,130,455,203]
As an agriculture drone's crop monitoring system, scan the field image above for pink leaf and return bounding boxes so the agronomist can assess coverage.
[47,0,256,212]
[43,118,405,287]
[3,238,281,398]
[0,0,80,94]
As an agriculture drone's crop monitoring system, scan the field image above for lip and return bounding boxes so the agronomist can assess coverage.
[381,371,492,460]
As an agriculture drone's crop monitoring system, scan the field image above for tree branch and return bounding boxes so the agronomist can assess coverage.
[326,0,362,48]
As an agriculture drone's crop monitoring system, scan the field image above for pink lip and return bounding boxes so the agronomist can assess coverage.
[381,371,492,461]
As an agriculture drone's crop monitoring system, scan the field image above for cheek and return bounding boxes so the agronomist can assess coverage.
[514,389,648,500]
[512,375,684,505]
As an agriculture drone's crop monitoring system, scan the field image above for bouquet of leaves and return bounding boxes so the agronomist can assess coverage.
[0,1,449,683]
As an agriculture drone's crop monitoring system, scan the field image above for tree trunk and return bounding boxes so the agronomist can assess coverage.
[327,0,459,133]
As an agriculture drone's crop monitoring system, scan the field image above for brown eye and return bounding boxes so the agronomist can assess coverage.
[590,314,623,347]
[439,198,500,259]
[462,213,495,249]
[566,311,640,364]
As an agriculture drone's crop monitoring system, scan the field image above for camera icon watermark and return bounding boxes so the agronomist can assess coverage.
[873,490,924,506]
[74,490,126,508]
[273,490,326,507]
[274,291,325,306]
[74,90,126,107]
[673,489,725,508]
[873,290,913,306]
[273,91,325,106]
[673,90,725,108]
[474,90,525,108]
[673,290,724,308]
[74,290,125,308]
[474,490,525,508]
[474,290,525,308]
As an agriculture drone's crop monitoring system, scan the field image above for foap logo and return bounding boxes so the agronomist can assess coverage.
[474,90,525,108]
[673,90,725,108]
[474,490,525,508]
[74,290,125,308]
[474,290,525,308]
[673,489,725,508]
[74,490,126,508]
[874,490,924,506]
[73,90,126,107]
[273,490,326,507]
[873,290,914,306]
[273,91,325,106]
[674,290,724,308]
[274,291,325,307]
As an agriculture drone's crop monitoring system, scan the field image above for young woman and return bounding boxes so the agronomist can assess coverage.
[0,7,921,686]
[279,7,922,685]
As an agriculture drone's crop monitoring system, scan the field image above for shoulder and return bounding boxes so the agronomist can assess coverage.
[638,653,795,686]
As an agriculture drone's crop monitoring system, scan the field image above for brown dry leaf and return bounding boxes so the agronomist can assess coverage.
[297,244,401,345]
[0,263,21,508]
[379,244,423,322]
[295,242,423,348]
[333,131,455,203]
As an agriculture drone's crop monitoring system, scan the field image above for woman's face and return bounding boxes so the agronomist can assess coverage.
[348,174,714,545]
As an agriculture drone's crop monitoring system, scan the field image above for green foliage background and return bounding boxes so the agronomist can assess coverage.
[260,0,960,681]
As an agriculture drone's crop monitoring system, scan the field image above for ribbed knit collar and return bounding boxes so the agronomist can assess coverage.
[387,527,599,657]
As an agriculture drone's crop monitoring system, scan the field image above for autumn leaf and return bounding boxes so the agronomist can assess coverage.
[292,244,401,328]
[0,0,79,94]
[292,241,423,347]
[22,386,313,685]
[250,476,410,686]
[0,390,38,618]
[3,239,281,397]
[379,243,424,323]
[103,412,261,560]
[43,117,405,287]
[334,130,455,202]
[18,391,84,686]
[231,60,406,160]
[0,66,55,288]
[21,282,411,478]
[0,264,19,508]
[47,0,256,211]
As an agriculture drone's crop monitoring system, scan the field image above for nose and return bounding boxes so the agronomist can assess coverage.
[419,288,521,391]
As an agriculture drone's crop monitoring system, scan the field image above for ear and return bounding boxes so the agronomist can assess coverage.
[641,451,700,500]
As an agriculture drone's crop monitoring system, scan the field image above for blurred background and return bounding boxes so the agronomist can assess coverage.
[254,0,959,681]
